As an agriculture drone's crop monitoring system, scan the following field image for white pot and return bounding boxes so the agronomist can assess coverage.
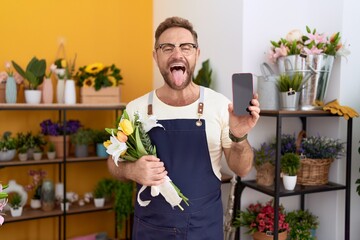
[30,199,41,209]
[47,151,56,160]
[94,198,105,208]
[33,152,43,161]
[10,206,23,217]
[64,79,76,104]
[282,174,297,190]
[18,152,28,161]
[24,90,42,104]
[0,149,16,161]
[61,202,70,211]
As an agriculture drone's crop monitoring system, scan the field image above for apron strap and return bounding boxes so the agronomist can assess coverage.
[147,87,205,119]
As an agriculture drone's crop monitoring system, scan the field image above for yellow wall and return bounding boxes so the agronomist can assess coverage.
[0,0,153,239]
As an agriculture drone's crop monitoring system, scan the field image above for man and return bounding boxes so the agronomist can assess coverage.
[107,16,260,240]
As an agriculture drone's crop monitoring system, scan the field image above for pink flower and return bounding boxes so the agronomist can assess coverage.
[0,72,8,83]
[304,32,327,45]
[303,46,323,55]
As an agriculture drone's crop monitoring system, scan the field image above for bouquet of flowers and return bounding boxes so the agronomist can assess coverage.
[233,199,289,235]
[104,110,189,210]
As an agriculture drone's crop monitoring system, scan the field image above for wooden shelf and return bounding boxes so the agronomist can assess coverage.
[0,103,126,111]
[4,201,113,223]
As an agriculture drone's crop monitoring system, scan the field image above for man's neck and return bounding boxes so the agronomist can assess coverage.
[156,83,200,106]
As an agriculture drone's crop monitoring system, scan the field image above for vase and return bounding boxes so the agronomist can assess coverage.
[5,76,17,103]
[41,180,55,211]
[55,182,64,200]
[48,135,70,158]
[42,78,53,104]
[252,231,287,240]
[64,79,76,104]
[277,54,334,110]
[56,79,65,103]
[24,89,42,104]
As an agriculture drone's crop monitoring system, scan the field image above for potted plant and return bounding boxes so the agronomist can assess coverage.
[40,119,82,158]
[93,129,109,157]
[70,128,95,157]
[276,72,304,110]
[286,209,319,240]
[93,180,108,208]
[8,192,23,217]
[298,134,345,185]
[233,199,289,240]
[33,146,43,161]
[25,169,47,209]
[192,59,212,88]
[17,145,28,161]
[253,142,275,186]
[11,57,46,104]
[281,152,301,190]
[0,132,17,161]
[47,142,56,160]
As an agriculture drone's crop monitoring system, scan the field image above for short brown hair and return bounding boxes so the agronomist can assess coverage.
[154,16,198,48]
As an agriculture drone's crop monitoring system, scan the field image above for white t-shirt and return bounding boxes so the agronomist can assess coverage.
[126,87,232,180]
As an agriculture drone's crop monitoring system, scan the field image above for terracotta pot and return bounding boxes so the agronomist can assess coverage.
[48,135,70,158]
[252,231,287,240]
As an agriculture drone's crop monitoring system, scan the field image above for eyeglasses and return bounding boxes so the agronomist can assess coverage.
[156,43,198,56]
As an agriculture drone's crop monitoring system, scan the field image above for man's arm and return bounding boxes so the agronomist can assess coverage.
[107,155,168,186]
[223,140,253,177]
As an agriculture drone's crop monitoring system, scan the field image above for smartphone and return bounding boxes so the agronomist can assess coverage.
[232,73,254,116]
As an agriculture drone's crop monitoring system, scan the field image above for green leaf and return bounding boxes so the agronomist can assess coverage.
[135,127,148,156]
[105,128,118,135]
[11,60,27,79]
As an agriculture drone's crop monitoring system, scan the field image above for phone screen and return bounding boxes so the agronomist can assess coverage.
[232,73,254,116]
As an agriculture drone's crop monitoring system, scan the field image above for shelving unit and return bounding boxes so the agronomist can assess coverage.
[233,110,353,240]
[0,103,126,240]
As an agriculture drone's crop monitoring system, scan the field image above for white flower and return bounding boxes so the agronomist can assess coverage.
[106,131,127,166]
[137,113,164,133]
[286,29,303,42]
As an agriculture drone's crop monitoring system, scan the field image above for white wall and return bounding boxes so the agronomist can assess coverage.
[153,0,360,239]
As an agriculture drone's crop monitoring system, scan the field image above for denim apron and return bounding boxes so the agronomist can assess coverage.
[132,87,223,240]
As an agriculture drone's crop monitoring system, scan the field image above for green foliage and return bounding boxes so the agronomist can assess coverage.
[70,128,95,145]
[16,132,46,151]
[12,57,46,90]
[286,209,319,240]
[281,153,300,176]
[276,72,304,92]
[48,142,55,152]
[0,132,17,151]
[9,192,22,209]
[93,129,109,143]
[253,142,275,167]
[192,59,212,88]
[93,178,114,199]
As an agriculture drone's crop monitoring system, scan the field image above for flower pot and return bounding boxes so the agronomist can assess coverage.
[96,143,108,158]
[30,199,41,209]
[277,54,334,110]
[282,174,297,190]
[252,231,287,240]
[94,198,105,208]
[279,92,300,111]
[0,149,16,161]
[47,151,56,160]
[255,162,275,187]
[18,152,28,161]
[61,202,70,211]
[10,206,23,217]
[48,135,70,158]
[24,89,42,104]
[75,144,89,158]
[33,152,43,161]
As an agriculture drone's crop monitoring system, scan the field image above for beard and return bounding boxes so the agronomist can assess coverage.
[159,59,196,90]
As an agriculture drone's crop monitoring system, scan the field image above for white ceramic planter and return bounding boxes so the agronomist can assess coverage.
[0,149,16,161]
[10,206,23,217]
[33,152,43,161]
[30,199,41,209]
[24,90,42,104]
[94,198,105,208]
[47,152,56,160]
[18,153,28,161]
[282,174,297,190]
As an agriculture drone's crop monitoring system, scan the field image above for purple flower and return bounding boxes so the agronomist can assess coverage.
[40,119,82,136]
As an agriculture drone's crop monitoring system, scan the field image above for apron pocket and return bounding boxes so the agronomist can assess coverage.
[133,216,186,240]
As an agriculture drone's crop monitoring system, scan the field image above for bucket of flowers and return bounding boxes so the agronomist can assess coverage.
[233,199,289,240]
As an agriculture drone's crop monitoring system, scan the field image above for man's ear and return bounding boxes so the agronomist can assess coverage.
[153,50,159,66]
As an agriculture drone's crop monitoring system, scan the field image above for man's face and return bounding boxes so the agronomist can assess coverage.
[153,27,200,90]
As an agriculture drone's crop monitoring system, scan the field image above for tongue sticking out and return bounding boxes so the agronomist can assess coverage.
[171,66,186,86]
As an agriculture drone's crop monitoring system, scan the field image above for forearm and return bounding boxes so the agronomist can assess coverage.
[226,140,253,177]
[107,156,132,182]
